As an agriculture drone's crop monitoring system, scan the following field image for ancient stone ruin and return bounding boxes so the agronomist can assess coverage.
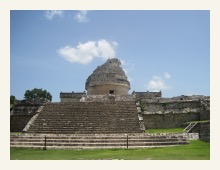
[10,58,210,149]
[85,58,130,95]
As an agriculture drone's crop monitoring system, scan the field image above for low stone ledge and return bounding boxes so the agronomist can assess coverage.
[187,133,199,140]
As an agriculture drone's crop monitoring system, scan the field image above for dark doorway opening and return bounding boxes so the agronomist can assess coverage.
[109,90,115,95]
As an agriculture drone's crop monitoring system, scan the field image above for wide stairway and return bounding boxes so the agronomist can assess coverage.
[26,101,141,134]
[10,133,189,149]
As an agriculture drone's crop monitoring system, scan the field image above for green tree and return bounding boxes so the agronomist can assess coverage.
[10,95,16,105]
[24,88,52,101]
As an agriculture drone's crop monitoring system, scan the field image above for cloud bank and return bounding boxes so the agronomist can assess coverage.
[58,39,118,65]
[74,10,89,23]
[44,10,64,20]
[146,72,172,91]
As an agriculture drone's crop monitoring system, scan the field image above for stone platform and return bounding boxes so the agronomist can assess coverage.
[10,133,190,149]
[26,101,141,134]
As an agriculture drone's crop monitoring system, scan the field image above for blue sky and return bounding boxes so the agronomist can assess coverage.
[10,10,210,102]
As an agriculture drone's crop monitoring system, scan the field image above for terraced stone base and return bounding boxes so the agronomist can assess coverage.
[10,133,190,149]
[26,101,141,134]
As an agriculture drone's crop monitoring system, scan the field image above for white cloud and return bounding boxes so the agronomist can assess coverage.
[164,72,171,79]
[44,10,64,20]
[146,73,172,91]
[74,10,89,23]
[58,39,118,65]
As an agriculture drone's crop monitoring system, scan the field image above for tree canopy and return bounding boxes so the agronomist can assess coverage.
[24,88,52,101]
[10,95,16,105]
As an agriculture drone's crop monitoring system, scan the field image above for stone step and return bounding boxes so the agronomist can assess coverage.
[28,124,139,128]
[11,141,189,147]
[10,145,187,149]
[28,129,140,132]
[26,131,140,134]
[11,134,188,139]
[10,145,128,149]
[26,101,142,134]
[27,130,141,133]
[33,118,138,121]
[33,121,137,124]
[37,111,137,114]
[11,133,189,149]
[11,137,187,142]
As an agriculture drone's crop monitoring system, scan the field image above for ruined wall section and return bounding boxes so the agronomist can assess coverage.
[80,94,134,102]
[132,91,162,99]
[190,121,210,142]
[143,100,200,114]
[10,99,48,132]
[11,99,48,115]
[10,115,33,132]
[141,97,210,129]
[60,92,86,102]
[199,99,210,120]
[144,113,200,129]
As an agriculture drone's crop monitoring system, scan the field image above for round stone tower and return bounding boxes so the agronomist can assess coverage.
[85,58,130,95]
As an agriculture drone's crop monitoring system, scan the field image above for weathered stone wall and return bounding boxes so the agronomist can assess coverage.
[10,115,33,132]
[142,101,201,114]
[200,108,210,120]
[132,91,162,99]
[143,112,200,129]
[11,99,48,115]
[200,100,210,120]
[199,122,210,142]
[86,58,130,95]
[60,92,86,102]
[191,122,210,142]
[10,99,48,132]
[81,95,134,102]
[87,84,130,95]
[59,93,210,130]
[142,100,210,129]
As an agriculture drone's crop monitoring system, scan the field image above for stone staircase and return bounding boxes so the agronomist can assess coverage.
[26,101,141,134]
[183,122,198,133]
[10,133,189,149]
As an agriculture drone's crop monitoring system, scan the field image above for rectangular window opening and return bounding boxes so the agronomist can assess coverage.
[109,90,114,95]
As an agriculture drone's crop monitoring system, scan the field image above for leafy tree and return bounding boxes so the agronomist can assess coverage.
[10,95,16,105]
[24,88,52,101]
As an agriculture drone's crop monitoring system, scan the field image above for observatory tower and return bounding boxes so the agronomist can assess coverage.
[85,58,130,95]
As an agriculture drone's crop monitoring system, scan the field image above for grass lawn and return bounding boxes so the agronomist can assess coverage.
[145,128,184,133]
[10,140,209,160]
[187,120,210,123]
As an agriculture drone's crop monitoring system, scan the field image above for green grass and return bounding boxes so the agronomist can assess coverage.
[145,128,184,133]
[10,132,23,135]
[10,140,209,160]
[187,120,210,123]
